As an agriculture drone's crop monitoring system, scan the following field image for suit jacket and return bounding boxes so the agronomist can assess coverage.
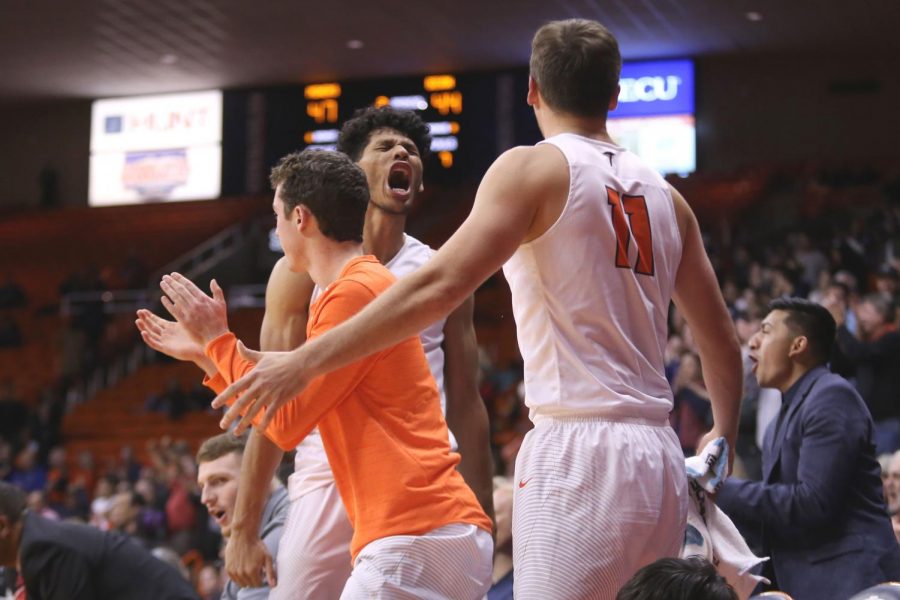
[717,365,900,600]
[19,512,199,600]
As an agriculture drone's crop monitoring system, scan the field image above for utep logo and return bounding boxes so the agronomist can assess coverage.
[105,115,123,134]
[619,76,682,103]
[122,149,189,199]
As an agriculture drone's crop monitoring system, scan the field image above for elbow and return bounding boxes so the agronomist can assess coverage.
[791,491,839,529]
[259,412,299,452]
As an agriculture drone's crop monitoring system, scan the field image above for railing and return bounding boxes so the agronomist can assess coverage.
[58,217,267,408]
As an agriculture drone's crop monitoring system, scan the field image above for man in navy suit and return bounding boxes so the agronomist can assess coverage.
[0,481,198,599]
[717,298,900,599]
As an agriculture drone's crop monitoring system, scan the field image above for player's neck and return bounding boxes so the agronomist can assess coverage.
[363,206,407,265]
[306,240,364,289]
[540,112,614,145]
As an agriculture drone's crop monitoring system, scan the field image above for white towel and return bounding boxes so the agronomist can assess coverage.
[682,438,769,600]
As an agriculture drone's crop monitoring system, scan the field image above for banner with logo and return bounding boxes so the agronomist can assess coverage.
[89,90,223,206]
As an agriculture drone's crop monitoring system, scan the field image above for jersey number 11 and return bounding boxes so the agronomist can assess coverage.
[607,186,655,276]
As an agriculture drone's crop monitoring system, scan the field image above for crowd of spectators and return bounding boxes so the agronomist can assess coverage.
[0,163,898,595]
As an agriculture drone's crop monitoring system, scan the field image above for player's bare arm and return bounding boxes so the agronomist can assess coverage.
[669,184,743,468]
[214,143,569,433]
[442,294,495,526]
[226,257,314,587]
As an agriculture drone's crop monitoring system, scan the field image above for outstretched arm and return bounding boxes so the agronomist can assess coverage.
[215,144,568,433]
[443,295,495,526]
[225,259,313,588]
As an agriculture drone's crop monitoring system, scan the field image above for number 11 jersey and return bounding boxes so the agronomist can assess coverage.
[502,132,683,420]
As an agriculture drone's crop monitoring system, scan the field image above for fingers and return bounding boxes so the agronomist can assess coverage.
[236,340,263,363]
[160,275,191,306]
[210,278,225,303]
[160,294,182,321]
[212,377,250,410]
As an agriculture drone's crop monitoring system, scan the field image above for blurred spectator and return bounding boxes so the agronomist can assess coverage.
[0,382,27,445]
[150,546,190,581]
[734,313,780,480]
[26,491,59,521]
[90,476,116,530]
[829,293,900,453]
[670,352,711,455]
[0,273,26,309]
[198,564,224,600]
[0,316,22,348]
[7,447,46,493]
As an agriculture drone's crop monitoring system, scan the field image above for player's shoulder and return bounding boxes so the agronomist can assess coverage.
[487,144,568,194]
[333,257,395,297]
[266,257,314,308]
[399,234,435,259]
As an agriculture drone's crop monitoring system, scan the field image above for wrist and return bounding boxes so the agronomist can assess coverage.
[200,325,229,346]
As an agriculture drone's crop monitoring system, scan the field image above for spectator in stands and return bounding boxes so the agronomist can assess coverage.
[0,481,200,599]
[7,447,45,494]
[885,451,900,517]
[717,298,900,599]
[734,312,780,480]
[615,557,737,600]
[793,233,829,295]
[198,563,225,600]
[828,293,900,453]
[670,351,711,455]
[0,274,26,309]
[0,315,22,348]
[90,476,115,529]
[26,491,58,520]
[120,445,142,485]
[195,433,288,599]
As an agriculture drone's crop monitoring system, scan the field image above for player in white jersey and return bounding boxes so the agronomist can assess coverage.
[214,19,743,599]
[139,107,493,597]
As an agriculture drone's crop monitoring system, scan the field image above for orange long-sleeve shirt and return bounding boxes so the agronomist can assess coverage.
[204,255,490,559]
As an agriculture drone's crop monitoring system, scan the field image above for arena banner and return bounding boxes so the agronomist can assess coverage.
[89,90,222,206]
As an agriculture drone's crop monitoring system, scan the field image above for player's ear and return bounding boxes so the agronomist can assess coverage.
[526,75,539,107]
[608,84,620,111]
[296,205,313,232]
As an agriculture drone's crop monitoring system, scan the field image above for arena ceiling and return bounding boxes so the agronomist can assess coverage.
[2,0,898,102]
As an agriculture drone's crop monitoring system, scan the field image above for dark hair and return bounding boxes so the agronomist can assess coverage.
[616,557,738,600]
[338,106,431,162]
[196,432,246,464]
[0,482,26,525]
[768,297,836,364]
[269,149,369,243]
[530,19,621,118]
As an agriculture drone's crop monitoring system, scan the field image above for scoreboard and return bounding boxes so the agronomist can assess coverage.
[222,60,695,197]
[296,71,518,184]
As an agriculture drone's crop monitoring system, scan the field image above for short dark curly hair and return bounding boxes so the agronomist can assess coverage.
[269,149,369,243]
[337,106,432,162]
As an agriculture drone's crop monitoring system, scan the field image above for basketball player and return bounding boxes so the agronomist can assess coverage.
[214,19,743,598]
[154,149,493,598]
[138,107,493,597]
